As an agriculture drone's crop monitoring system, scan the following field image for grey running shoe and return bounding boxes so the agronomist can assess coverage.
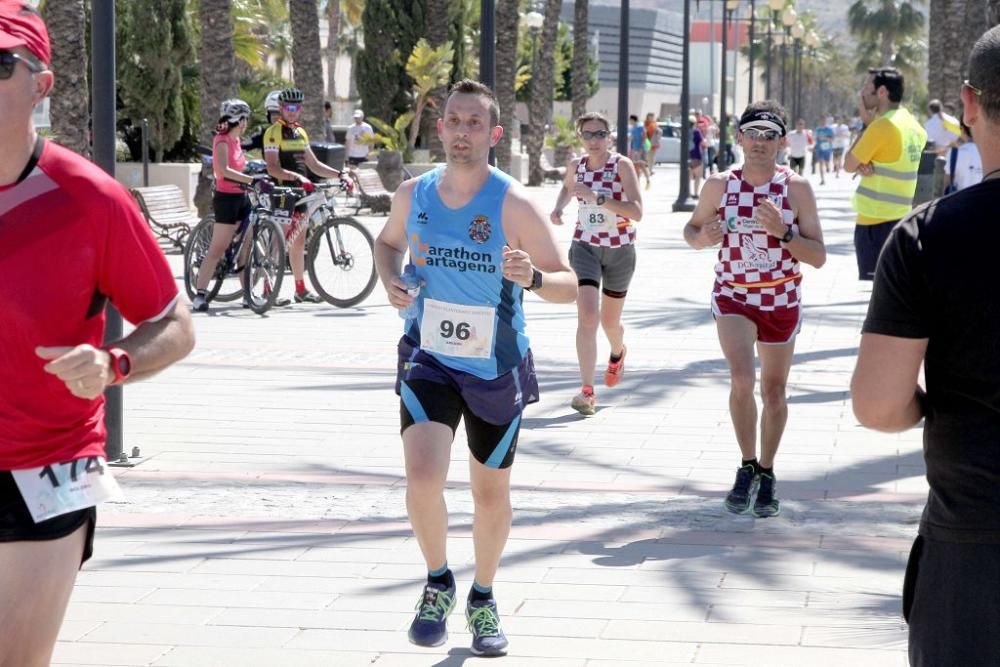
[752,472,781,518]
[724,464,759,514]
[466,598,509,656]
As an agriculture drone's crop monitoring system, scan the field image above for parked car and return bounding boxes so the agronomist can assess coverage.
[654,121,681,164]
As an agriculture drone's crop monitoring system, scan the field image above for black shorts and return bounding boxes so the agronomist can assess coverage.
[212,192,251,225]
[854,220,897,281]
[0,471,96,565]
[789,156,806,172]
[347,156,367,166]
[395,337,539,469]
[904,535,1000,666]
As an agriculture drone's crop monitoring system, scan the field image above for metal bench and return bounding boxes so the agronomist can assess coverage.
[130,185,196,251]
[350,169,392,215]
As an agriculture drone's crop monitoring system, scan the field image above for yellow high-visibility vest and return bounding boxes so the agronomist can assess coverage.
[851,107,928,222]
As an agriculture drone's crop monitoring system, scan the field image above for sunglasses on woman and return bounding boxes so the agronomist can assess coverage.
[0,51,45,80]
[580,129,610,140]
[742,129,781,142]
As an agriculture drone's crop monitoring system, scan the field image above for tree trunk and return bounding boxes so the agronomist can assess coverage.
[527,0,561,186]
[289,0,326,138]
[326,0,341,101]
[878,28,894,67]
[929,0,986,115]
[571,0,589,121]
[494,0,519,174]
[990,0,1000,23]
[195,0,237,217]
[421,0,449,161]
[42,0,89,157]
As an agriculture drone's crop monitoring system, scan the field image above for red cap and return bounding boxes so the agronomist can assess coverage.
[0,1,50,66]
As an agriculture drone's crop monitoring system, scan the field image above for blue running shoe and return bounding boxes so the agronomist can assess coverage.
[408,582,456,647]
[724,464,759,514]
[466,598,509,656]
[752,472,781,518]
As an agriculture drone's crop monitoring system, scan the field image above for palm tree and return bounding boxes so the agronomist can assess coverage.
[526,0,561,186]
[570,0,589,121]
[928,0,990,114]
[325,0,365,101]
[198,0,238,143]
[847,0,925,68]
[289,0,326,137]
[991,0,1000,23]
[494,0,519,173]
[421,0,450,160]
[42,0,89,156]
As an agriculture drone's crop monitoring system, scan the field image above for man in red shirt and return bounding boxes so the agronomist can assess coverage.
[0,4,194,663]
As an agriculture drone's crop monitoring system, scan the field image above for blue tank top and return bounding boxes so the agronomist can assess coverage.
[404,166,529,379]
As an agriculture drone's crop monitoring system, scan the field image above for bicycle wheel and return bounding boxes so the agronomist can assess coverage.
[244,218,286,315]
[182,218,226,301]
[306,216,377,307]
[212,225,248,303]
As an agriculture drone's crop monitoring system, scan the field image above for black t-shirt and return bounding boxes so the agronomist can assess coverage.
[863,178,1000,543]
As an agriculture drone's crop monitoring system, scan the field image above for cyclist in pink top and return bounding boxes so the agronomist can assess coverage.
[192,99,266,312]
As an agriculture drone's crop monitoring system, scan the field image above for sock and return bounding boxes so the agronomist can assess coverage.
[741,458,759,474]
[758,465,774,477]
[295,279,306,294]
[196,289,207,297]
[610,351,623,363]
[427,564,454,588]
[469,581,493,602]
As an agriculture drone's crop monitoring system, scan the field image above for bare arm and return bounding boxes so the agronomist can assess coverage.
[602,156,643,221]
[549,158,579,225]
[304,147,342,180]
[36,301,196,400]
[851,333,928,432]
[213,142,254,186]
[503,186,577,304]
[682,176,726,249]
[264,149,308,184]
[374,179,418,310]
[781,178,826,269]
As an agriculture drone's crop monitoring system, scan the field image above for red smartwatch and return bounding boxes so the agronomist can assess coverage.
[105,347,132,385]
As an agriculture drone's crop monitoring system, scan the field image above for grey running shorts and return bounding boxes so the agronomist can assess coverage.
[568,240,637,298]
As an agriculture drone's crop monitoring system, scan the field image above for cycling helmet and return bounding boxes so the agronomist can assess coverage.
[264,90,282,113]
[219,98,251,123]
[279,87,305,104]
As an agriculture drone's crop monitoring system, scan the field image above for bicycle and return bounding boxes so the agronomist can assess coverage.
[269,180,378,308]
[182,184,287,315]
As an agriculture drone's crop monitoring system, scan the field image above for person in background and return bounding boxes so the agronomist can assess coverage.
[323,100,336,143]
[345,109,374,166]
[924,98,961,155]
[943,121,983,193]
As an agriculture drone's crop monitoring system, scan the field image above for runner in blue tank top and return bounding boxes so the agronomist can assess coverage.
[374,79,577,657]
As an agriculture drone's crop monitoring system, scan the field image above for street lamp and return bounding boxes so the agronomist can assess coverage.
[673,0,695,212]
[780,6,796,108]
[791,21,804,120]
[765,0,783,99]
[719,0,740,170]
[521,10,543,156]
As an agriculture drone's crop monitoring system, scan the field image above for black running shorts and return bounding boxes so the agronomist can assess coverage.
[0,471,96,565]
[854,219,897,281]
[212,192,251,225]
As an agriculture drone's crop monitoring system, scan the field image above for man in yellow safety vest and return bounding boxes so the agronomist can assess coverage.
[845,67,927,281]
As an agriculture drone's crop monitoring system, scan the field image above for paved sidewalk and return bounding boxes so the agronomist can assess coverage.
[54,164,922,666]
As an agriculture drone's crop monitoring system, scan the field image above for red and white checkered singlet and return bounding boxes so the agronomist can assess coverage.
[573,153,635,248]
[712,167,801,310]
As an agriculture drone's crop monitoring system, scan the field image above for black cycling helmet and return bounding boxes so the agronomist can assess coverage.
[279,88,304,104]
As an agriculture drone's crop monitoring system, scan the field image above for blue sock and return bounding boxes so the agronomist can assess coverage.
[469,581,493,602]
[427,564,453,588]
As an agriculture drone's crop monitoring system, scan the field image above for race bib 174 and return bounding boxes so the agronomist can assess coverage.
[12,457,123,523]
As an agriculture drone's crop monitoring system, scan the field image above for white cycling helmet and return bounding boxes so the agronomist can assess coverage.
[264,90,282,113]
[219,98,251,123]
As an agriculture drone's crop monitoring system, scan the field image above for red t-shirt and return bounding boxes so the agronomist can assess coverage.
[213,132,246,195]
[0,139,179,470]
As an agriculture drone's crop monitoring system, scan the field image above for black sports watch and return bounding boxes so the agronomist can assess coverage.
[595,193,606,206]
[525,268,543,292]
[780,228,794,243]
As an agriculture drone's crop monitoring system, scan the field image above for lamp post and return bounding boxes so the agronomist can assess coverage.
[780,6,796,108]
[522,9,543,159]
[673,0,695,212]
[719,0,739,171]
[790,21,804,120]
[802,29,819,122]
[765,0,783,99]
[747,0,756,102]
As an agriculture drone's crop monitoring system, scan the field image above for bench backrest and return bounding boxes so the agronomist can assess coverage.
[353,169,390,196]
[131,185,197,224]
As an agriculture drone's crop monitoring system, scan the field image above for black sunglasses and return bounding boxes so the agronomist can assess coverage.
[0,51,44,80]
[581,129,609,140]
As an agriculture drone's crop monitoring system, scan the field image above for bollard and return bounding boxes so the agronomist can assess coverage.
[912,148,938,207]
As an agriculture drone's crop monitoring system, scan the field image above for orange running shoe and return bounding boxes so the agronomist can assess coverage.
[570,385,596,416]
[604,345,626,387]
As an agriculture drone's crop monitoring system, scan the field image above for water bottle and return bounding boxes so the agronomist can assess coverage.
[399,264,420,320]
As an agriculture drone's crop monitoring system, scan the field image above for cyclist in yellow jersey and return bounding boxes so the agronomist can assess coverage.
[845,67,927,281]
[263,87,343,304]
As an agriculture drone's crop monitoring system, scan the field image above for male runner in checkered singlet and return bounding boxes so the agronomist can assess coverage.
[683,101,827,518]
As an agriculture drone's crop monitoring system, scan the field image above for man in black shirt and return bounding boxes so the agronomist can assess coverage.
[851,26,1000,666]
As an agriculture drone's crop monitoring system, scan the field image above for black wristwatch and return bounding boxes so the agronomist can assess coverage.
[780,229,794,243]
[595,193,606,206]
[525,268,543,292]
